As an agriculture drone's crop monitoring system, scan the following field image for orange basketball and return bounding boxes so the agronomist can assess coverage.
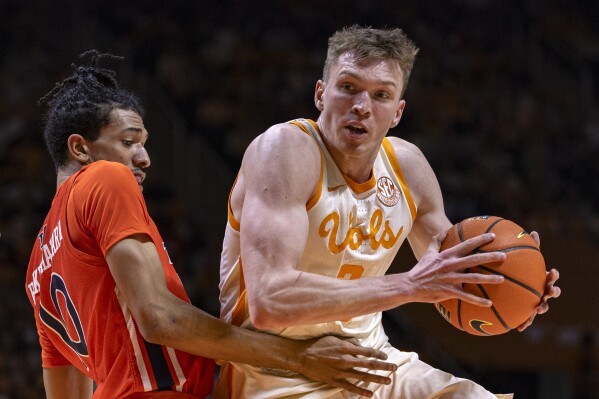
[435,216,546,336]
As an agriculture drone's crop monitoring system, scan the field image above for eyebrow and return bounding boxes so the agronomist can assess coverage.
[120,127,143,134]
[119,127,149,140]
[337,70,398,88]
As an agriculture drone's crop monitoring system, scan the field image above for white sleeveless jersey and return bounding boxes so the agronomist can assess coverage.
[217,118,417,398]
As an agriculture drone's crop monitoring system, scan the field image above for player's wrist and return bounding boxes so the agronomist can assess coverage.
[389,272,420,306]
[261,335,306,373]
[290,339,312,375]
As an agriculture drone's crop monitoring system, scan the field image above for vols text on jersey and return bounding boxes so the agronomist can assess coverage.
[319,208,404,253]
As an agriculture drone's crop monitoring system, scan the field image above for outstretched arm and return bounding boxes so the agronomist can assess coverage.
[43,365,93,399]
[106,234,396,397]
[236,127,505,330]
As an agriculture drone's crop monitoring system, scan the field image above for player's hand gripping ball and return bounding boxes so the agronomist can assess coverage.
[435,216,546,336]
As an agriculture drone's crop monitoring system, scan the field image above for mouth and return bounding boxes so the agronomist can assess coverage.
[132,170,146,190]
[344,122,368,137]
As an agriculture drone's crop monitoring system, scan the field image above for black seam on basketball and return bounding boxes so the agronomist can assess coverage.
[473,265,543,299]
[457,300,464,330]
[477,285,512,331]
[457,222,464,242]
[484,218,505,233]
[503,245,540,252]
[476,245,540,253]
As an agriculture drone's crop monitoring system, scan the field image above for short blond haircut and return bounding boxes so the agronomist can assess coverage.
[323,25,419,97]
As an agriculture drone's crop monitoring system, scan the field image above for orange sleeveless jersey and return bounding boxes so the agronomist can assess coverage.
[25,161,214,398]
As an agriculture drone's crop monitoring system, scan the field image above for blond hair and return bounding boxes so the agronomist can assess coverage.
[323,25,419,96]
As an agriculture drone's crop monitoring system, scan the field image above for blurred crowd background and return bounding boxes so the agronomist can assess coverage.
[1,0,598,398]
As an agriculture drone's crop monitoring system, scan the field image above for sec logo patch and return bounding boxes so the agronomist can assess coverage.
[376,176,400,207]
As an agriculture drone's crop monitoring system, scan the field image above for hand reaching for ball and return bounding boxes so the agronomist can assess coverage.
[406,229,506,308]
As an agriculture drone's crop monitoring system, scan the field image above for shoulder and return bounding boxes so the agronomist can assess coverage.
[385,136,437,206]
[74,161,137,190]
[244,122,321,178]
[385,136,427,166]
[71,161,142,210]
[84,160,135,179]
[247,122,320,159]
[385,136,432,180]
[240,122,321,199]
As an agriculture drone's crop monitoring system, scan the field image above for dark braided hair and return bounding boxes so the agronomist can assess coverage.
[40,50,144,168]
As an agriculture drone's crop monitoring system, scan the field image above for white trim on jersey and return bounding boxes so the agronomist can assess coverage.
[115,286,153,391]
[167,346,187,391]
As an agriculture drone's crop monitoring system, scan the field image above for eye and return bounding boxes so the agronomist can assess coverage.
[122,140,134,147]
[340,83,355,92]
[375,91,390,99]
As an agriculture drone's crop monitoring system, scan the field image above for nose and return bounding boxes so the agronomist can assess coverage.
[134,145,151,169]
[351,91,372,116]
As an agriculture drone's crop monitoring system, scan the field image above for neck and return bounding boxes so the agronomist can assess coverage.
[329,148,375,183]
[316,119,379,183]
[56,161,85,191]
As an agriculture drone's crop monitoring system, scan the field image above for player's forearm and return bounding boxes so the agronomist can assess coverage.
[247,271,414,329]
[106,237,311,371]
[142,296,305,371]
[240,225,414,328]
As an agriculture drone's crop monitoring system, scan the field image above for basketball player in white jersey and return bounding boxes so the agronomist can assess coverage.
[216,25,560,398]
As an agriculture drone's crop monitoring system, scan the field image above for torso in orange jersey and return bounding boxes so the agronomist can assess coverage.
[25,161,214,399]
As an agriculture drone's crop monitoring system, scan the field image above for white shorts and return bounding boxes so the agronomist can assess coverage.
[214,342,503,398]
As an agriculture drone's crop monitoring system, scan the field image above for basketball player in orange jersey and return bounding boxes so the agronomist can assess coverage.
[25,51,400,399]
[217,26,561,398]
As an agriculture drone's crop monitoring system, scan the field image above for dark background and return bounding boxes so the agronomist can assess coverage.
[1,0,598,398]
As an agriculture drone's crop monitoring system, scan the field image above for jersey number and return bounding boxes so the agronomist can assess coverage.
[336,264,364,280]
[39,273,89,361]
[336,265,365,322]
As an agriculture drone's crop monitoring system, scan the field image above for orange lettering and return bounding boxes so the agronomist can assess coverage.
[369,209,383,249]
[381,221,402,249]
[319,209,403,253]
[319,212,349,254]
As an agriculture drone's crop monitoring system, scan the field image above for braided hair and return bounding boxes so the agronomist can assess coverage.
[40,50,144,168]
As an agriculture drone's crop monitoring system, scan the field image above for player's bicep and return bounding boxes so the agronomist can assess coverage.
[239,127,319,296]
[241,192,311,273]
[240,189,313,326]
[106,234,171,335]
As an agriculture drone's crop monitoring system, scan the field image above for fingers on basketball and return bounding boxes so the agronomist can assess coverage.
[435,216,546,336]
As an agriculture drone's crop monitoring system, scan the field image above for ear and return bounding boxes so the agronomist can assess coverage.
[390,100,406,129]
[67,134,92,164]
[314,80,325,111]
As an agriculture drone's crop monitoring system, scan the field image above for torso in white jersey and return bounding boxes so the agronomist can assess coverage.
[216,118,417,398]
